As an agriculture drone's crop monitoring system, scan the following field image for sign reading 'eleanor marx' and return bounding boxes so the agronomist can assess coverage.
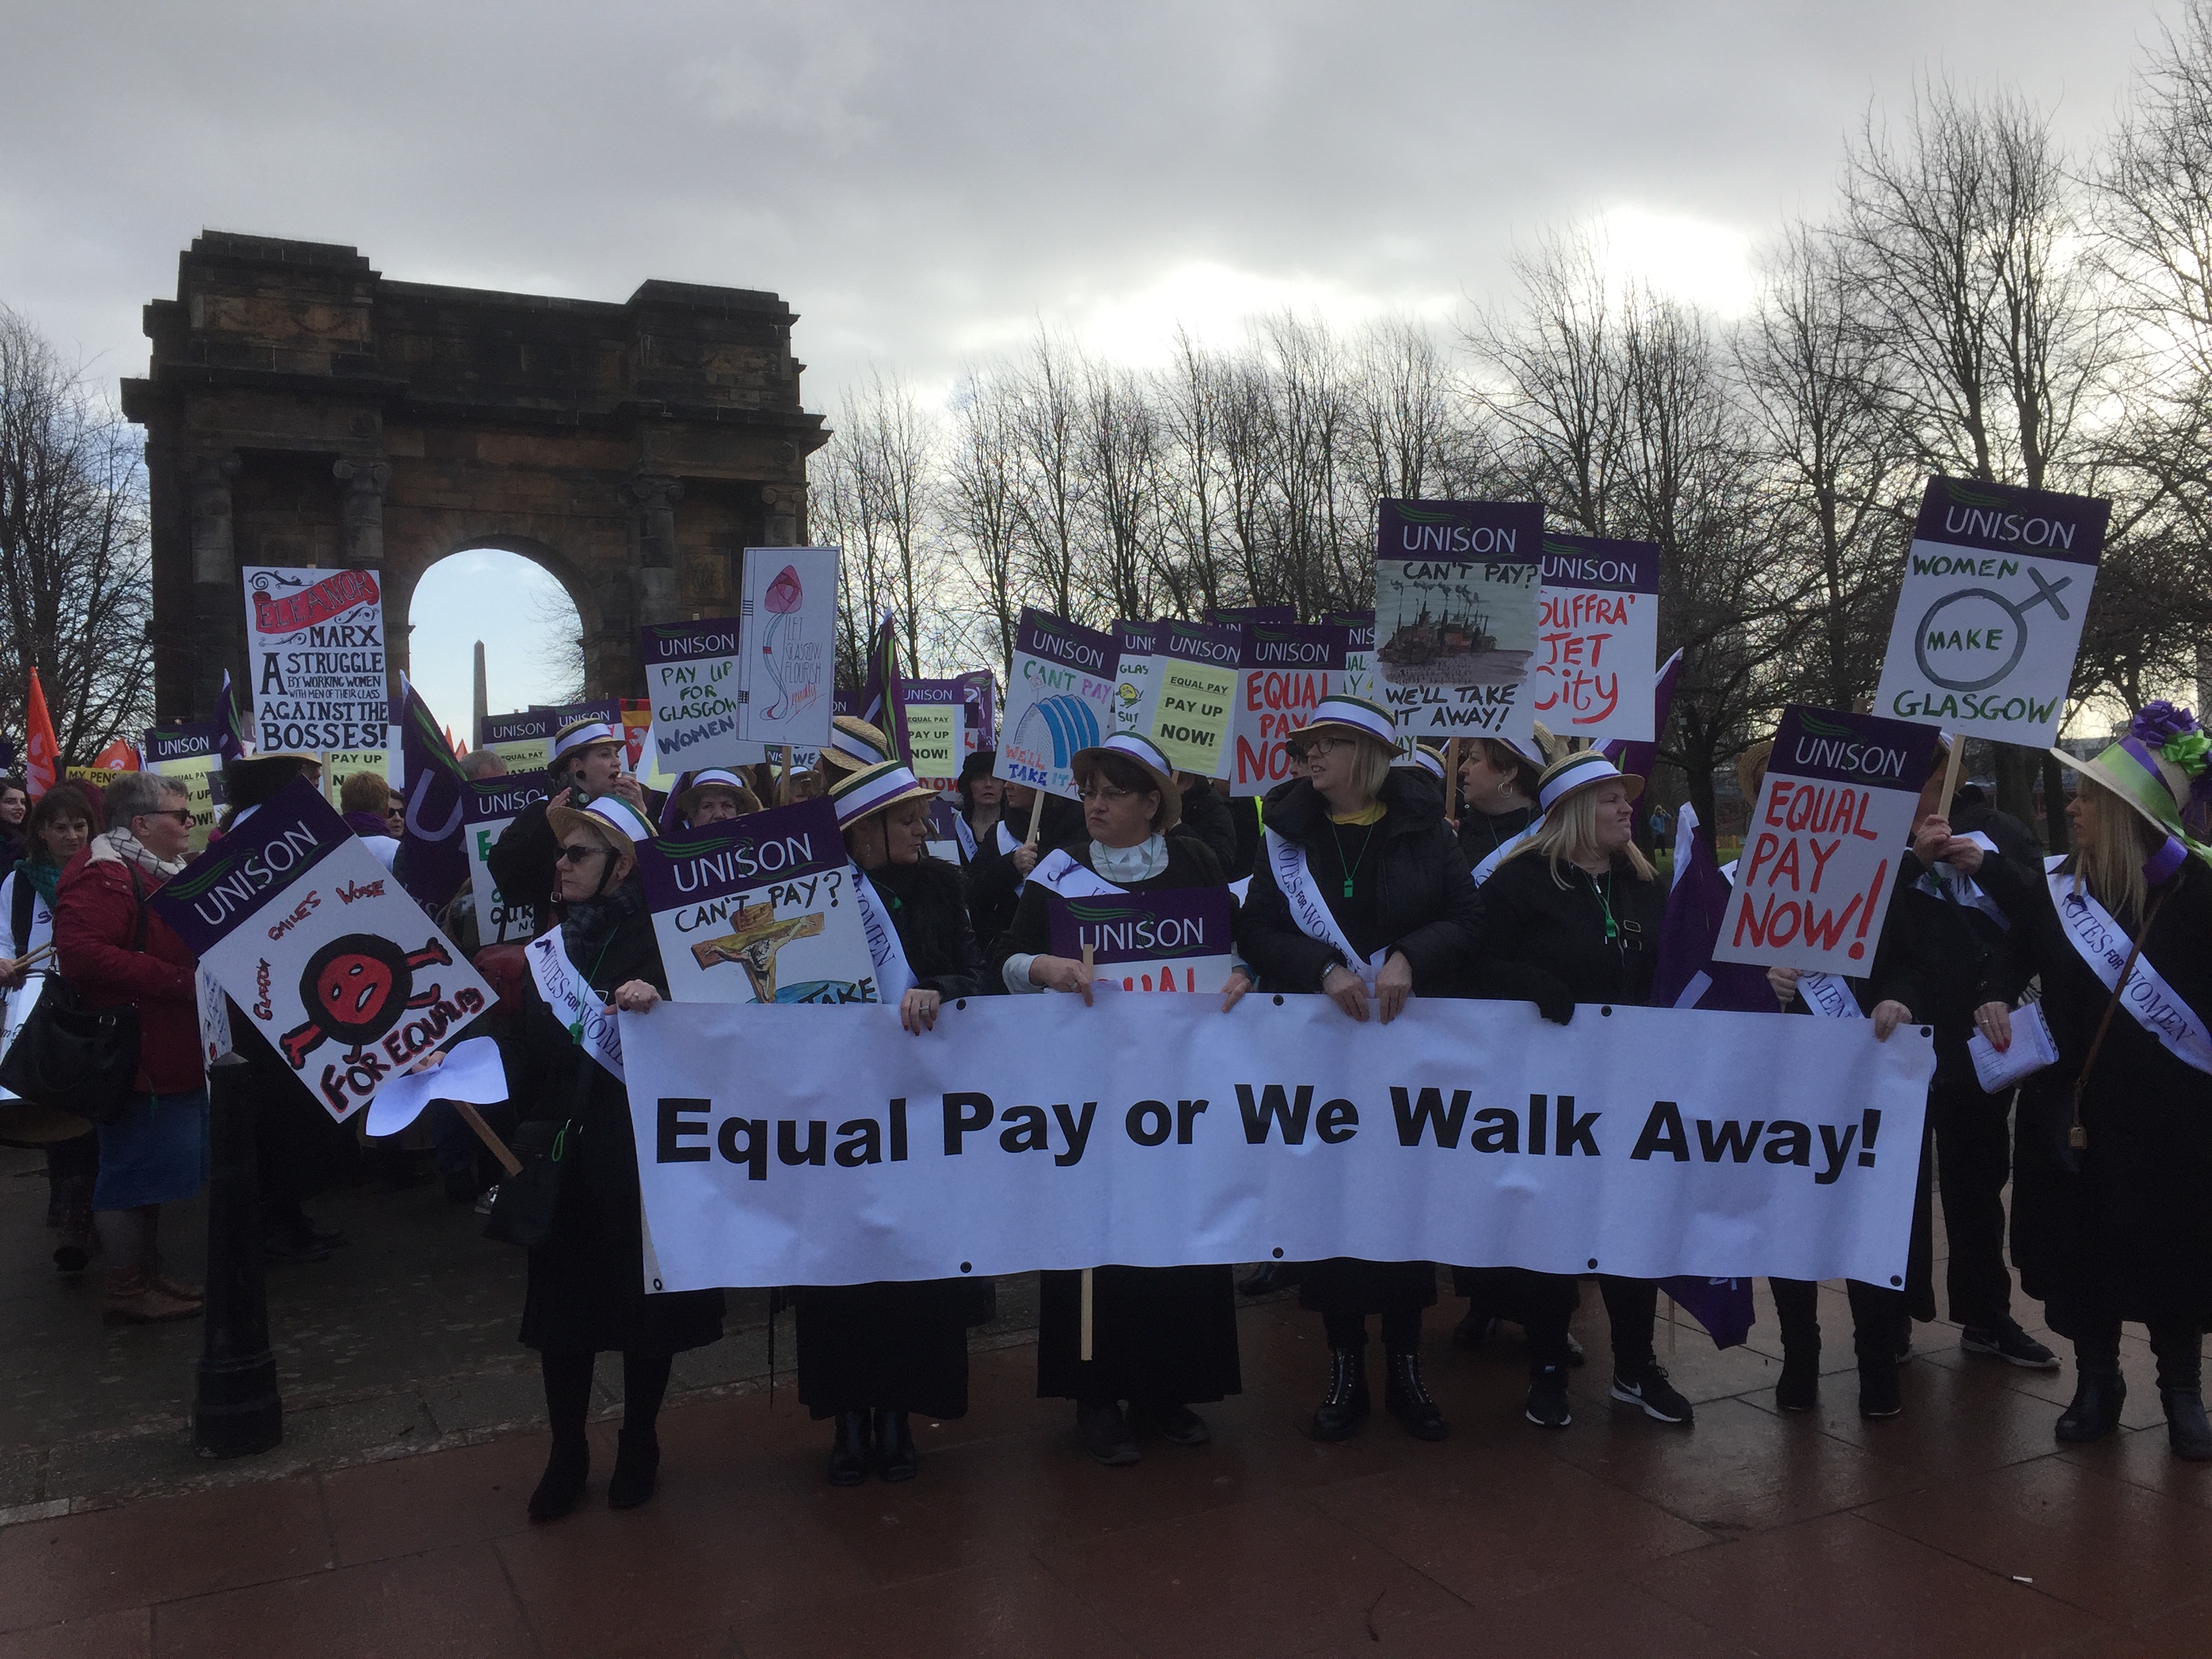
[242,567,389,753]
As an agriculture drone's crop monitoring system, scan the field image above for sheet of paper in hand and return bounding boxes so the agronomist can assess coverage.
[998,609,1118,799]
[1373,499,1543,741]
[1534,534,1661,742]
[635,797,880,1004]
[1713,706,1939,975]
[1046,886,1236,994]
[1872,476,2111,745]
[152,777,493,1122]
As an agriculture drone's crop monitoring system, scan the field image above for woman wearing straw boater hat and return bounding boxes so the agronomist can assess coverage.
[1475,745,1693,1433]
[489,718,645,940]
[802,758,991,1487]
[1456,737,1544,886]
[1973,703,2212,1460]
[988,732,1244,1466]
[1233,694,1480,1444]
[659,768,762,835]
[491,792,722,1520]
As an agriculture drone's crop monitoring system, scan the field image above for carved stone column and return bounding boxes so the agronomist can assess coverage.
[760,483,802,548]
[190,452,243,583]
[628,468,684,626]
[333,458,391,567]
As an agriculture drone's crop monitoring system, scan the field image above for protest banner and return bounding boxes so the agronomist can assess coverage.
[1535,534,1661,742]
[1046,886,1236,994]
[738,546,838,751]
[1713,706,1940,975]
[624,994,1933,1292]
[901,680,967,788]
[1111,621,1161,737]
[996,610,1117,800]
[152,778,493,1122]
[1872,476,2112,745]
[1147,619,1242,777]
[1373,500,1542,741]
[241,567,388,752]
[481,709,556,773]
[463,771,551,945]
[145,721,225,853]
[1231,623,1346,796]
[634,798,880,1004]
[640,616,765,774]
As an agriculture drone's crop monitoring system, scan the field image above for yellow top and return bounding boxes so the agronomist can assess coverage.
[1326,800,1387,827]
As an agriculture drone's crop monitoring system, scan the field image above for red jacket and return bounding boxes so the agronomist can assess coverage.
[54,842,202,1094]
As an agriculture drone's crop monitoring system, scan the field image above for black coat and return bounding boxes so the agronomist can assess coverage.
[1459,805,1536,878]
[1177,778,1240,875]
[1474,848,1667,1018]
[1982,855,2212,1335]
[1225,794,1262,884]
[499,891,724,1356]
[863,854,989,998]
[988,835,1225,980]
[486,798,557,940]
[962,819,1029,959]
[1235,773,1479,996]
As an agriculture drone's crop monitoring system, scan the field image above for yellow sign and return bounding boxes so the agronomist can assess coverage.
[1149,660,1238,777]
[148,754,220,855]
[323,750,393,808]
[903,703,960,778]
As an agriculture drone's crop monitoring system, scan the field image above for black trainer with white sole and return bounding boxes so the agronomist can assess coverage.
[1525,1364,1572,1429]
[1610,1361,1695,1425]
[1960,1319,2060,1369]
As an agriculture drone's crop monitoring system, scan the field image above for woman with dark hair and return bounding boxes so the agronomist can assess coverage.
[493,794,724,1519]
[0,776,29,869]
[800,760,990,1486]
[991,733,1243,1465]
[1,782,100,1272]
[1233,695,1480,1443]
[1475,749,1689,1433]
[1975,705,2212,1460]
[1456,738,1544,882]
[963,762,1084,952]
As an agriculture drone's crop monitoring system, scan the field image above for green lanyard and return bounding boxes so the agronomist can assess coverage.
[567,933,617,1046]
[1329,819,1381,899]
[1584,868,1619,945]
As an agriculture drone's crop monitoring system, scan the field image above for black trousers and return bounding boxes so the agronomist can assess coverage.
[1771,1277,1909,1363]
[2073,1322,2203,1390]
[1512,1272,1657,1371]
[1927,1071,2015,1329]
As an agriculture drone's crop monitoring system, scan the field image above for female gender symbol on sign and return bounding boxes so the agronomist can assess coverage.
[1911,568,2073,693]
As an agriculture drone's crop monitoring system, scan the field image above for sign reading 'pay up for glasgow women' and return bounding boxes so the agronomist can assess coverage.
[1872,476,2110,745]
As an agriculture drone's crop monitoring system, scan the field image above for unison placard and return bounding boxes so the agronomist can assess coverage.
[1373,500,1543,741]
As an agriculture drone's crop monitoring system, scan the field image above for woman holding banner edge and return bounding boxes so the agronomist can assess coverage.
[800,759,991,1487]
[1232,694,1479,1443]
[1972,705,2212,1459]
[989,731,1244,1466]
[1475,747,1691,1432]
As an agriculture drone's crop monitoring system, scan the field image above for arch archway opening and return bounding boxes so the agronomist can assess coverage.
[406,547,586,743]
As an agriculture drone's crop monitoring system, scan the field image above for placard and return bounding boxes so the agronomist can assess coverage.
[145,721,224,854]
[480,710,556,773]
[152,778,493,1122]
[241,567,388,752]
[1373,500,1542,741]
[463,771,551,945]
[321,735,399,808]
[901,680,966,787]
[1046,886,1237,994]
[739,546,838,749]
[634,798,880,1004]
[1147,620,1242,778]
[997,609,1118,799]
[1535,534,1661,742]
[1712,707,1940,975]
[1328,612,1377,701]
[1231,624,1346,796]
[1111,621,1161,737]
[1872,476,2110,744]
[640,616,760,773]
[960,670,999,753]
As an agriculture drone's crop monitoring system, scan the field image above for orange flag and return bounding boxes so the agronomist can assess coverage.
[24,670,58,798]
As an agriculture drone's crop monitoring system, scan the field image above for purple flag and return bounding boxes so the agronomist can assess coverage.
[394,674,470,913]
[1658,1276,1756,1349]
[217,670,251,764]
[1603,647,1683,783]
[1652,817,1776,1013]
[960,670,998,752]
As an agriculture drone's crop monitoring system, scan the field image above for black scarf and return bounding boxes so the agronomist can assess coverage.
[560,876,647,979]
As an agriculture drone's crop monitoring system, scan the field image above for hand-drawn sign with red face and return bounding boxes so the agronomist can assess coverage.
[279,933,454,1069]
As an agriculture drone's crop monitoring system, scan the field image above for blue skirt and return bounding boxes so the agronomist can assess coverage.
[94,1088,209,1210]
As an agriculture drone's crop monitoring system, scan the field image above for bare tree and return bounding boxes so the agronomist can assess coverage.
[0,305,153,764]
[943,367,1024,674]
[1082,359,1163,620]
[1152,329,1232,619]
[1008,327,1090,623]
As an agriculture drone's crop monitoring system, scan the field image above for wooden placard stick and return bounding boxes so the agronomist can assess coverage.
[1932,734,1965,826]
[1079,935,1097,1362]
[1446,739,1462,821]
[455,1100,523,1177]
[1024,785,1046,848]
[781,744,797,806]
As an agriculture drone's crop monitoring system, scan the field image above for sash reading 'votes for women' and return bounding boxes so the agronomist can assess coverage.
[1469,818,1542,887]
[1263,827,1389,992]
[853,871,916,1002]
[1799,972,1866,1021]
[2049,869,2212,1076]
[527,927,626,1080]
[1027,847,1124,901]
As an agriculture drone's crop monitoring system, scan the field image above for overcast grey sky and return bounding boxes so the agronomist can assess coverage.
[0,0,2180,720]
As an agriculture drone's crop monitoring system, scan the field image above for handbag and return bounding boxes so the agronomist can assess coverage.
[482,1117,573,1248]
[0,867,145,1126]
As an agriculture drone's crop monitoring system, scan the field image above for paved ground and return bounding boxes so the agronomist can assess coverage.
[3,1146,2208,1656]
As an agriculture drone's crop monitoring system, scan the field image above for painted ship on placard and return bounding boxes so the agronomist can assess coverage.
[1376,599,1531,686]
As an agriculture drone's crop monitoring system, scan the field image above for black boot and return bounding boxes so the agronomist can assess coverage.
[1858,1358,1902,1420]
[2163,1389,2212,1462]
[1383,1351,1448,1441]
[827,1410,872,1486]
[1311,1347,1368,1441]
[1776,1340,1820,1414]
[1452,1306,1496,1350]
[528,1439,590,1522]
[873,1408,918,1481]
[2055,1370,2127,1443]
[607,1427,659,1509]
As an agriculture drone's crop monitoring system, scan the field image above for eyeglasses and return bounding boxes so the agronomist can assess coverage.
[1304,736,1352,756]
[138,808,192,826]
[1077,785,1137,804]
[554,843,610,864]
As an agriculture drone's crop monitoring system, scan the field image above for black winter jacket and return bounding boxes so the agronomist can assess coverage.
[864,853,991,998]
[1178,778,1240,875]
[1475,848,1666,1020]
[989,836,1227,986]
[1234,773,1478,995]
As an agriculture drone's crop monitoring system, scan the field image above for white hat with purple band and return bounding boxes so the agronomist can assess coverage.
[550,718,625,766]
[1536,749,1643,811]
[1288,695,1398,748]
[830,759,935,828]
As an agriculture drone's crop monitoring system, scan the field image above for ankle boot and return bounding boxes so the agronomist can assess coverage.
[873,1408,918,1481]
[1858,1357,1903,1419]
[1312,1347,1369,1441]
[2161,1388,2212,1462]
[607,1426,659,1509]
[529,1438,590,1521]
[102,1267,201,1326]
[1383,1351,1448,1441]
[827,1410,872,1486]
[1776,1339,1820,1414]
[2055,1370,2127,1443]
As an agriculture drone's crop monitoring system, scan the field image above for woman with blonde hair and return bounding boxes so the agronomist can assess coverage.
[1475,748,1692,1433]
[1975,704,2212,1459]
